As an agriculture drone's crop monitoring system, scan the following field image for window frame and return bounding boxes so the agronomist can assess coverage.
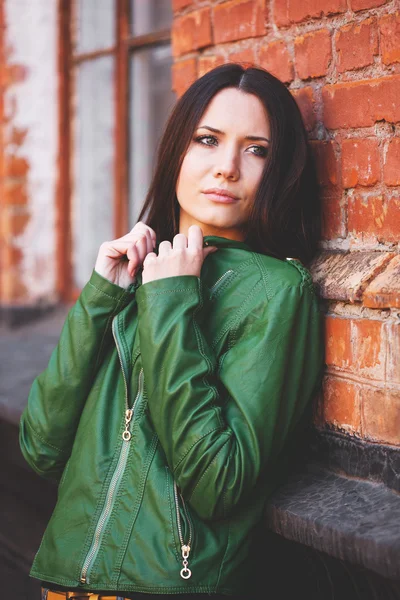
[57,0,172,301]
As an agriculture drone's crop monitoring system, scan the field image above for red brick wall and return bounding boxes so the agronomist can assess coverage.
[171,0,400,447]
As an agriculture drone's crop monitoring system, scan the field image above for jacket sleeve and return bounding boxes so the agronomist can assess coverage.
[136,274,324,521]
[19,269,137,480]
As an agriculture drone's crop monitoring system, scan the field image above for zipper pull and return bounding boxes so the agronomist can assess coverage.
[180,544,191,579]
[122,409,133,441]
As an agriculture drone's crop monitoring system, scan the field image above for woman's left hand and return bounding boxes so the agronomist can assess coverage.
[142,225,218,284]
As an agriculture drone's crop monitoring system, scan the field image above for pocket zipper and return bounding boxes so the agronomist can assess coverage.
[173,480,194,580]
[209,270,234,296]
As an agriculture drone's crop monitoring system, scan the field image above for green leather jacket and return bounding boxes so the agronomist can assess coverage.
[20,235,324,596]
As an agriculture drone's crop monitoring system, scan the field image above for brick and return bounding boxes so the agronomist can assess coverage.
[383,138,400,186]
[295,29,332,80]
[228,47,255,66]
[213,0,266,44]
[348,194,400,243]
[172,8,212,56]
[383,194,400,243]
[387,322,400,384]
[259,40,294,83]
[172,58,197,98]
[325,316,386,380]
[335,18,378,73]
[3,63,28,86]
[309,251,393,302]
[274,0,290,27]
[1,267,28,303]
[1,209,30,239]
[291,87,317,132]
[7,125,28,148]
[311,141,341,189]
[361,387,400,446]
[351,0,387,11]
[4,154,29,178]
[2,181,28,206]
[348,194,383,240]
[352,319,385,379]
[321,192,345,239]
[198,55,225,78]
[172,0,193,11]
[289,0,346,23]
[342,138,380,188]
[364,255,400,308]
[2,244,23,267]
[322,75,400,129]
[322,376,361,435]
[325,316,352,369]
[379,12,400,65]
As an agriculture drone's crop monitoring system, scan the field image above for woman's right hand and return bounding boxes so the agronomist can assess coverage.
[94,222,156,288]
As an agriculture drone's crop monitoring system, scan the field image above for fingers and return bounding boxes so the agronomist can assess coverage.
[131,221,156,248]
[126,245,140,277]
[144,229,154,255]
[187,225,204,251]
[172,233,187,250]
[130,230,155,275]
[158,240,172,256]
[143,251,157,268]
[203,246,218,259]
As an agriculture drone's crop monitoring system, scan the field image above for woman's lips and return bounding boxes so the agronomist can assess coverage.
[202,192,239,204]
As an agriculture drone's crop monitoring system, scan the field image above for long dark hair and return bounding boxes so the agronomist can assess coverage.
[137,63,320,265]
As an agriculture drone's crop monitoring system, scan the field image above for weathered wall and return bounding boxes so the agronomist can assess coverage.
[0,0,58,307]
[171,0,400,447]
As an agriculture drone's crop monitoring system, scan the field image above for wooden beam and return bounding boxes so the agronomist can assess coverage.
[114,0,130,237]
[56,0,72,301]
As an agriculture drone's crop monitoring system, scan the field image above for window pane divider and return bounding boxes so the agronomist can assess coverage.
[125,28,171,50]
[72,45,116,64]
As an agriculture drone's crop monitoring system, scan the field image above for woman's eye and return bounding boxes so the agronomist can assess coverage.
[194,135,267,157]
[249,145,268,158]
[194,135,218,146]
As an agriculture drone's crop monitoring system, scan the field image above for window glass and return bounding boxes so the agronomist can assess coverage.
[72,57,115,289]
[129,45,176,226]
[76,0,115,53]
[130,0,172,36]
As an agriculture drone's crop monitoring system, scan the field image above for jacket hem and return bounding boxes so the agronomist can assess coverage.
[31,570,235,595]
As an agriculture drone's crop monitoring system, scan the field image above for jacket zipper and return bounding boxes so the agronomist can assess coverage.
[79,319,144,585]
[173,480,194,580]
[210,270,234,295]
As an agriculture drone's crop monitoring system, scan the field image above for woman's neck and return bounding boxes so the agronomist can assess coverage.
[178,214,245,241]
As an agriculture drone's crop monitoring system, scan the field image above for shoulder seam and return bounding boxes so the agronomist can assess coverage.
[252,252,274,301]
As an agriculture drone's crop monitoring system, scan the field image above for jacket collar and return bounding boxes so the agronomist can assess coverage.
[203,235,252,252]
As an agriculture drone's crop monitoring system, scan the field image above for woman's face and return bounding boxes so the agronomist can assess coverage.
[176,87,271,240]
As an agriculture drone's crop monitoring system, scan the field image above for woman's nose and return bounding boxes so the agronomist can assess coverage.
[212,149,240,181]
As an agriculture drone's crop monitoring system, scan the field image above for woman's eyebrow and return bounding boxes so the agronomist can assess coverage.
[196,124,270,143]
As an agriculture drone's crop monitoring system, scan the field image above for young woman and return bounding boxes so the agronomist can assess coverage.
[20,63,324,599]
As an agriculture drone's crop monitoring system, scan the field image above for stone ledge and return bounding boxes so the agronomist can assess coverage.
[0,303,58,328]
[309,428,400,493]
[309,251,397,305]
[364,254,400,309]
[265,462,400,581]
